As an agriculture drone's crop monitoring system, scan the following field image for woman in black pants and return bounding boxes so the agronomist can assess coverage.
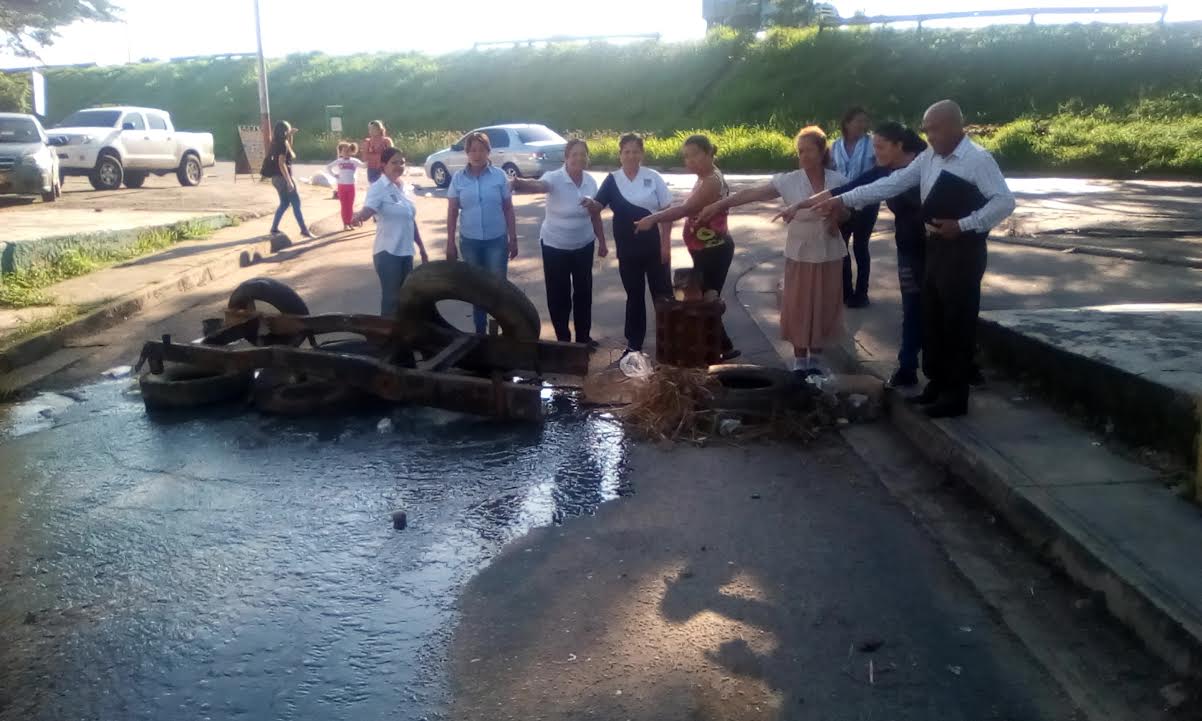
[584,133,674,356]
[635,134,739,361]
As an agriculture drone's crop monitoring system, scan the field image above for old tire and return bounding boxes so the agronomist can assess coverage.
[705,364,795,416]
[251,368,363,416]
[228,277,311,346]
[139,363,251,410]
[123,171,148,189]
[177,152,203,186]
[394,260,540,343]
[89,152,123,191]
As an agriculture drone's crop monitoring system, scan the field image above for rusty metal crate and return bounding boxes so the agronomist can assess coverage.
[654,298,725,368]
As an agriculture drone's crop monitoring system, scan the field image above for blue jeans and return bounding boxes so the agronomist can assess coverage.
[460,235,509,333]
[897,251,924,371]
[271,175,309,235]
[374,252,414,316]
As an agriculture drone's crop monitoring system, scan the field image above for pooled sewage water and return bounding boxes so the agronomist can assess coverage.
[0,379,628,721]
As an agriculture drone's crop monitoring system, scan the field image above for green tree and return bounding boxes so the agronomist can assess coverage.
[0,0,119,56]
[0,71,29,112]
[769,0,817,27]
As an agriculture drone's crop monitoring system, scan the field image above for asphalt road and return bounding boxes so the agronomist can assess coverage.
[0,167,1194,720]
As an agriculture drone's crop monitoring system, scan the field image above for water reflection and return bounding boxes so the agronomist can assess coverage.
[0,380,628,721]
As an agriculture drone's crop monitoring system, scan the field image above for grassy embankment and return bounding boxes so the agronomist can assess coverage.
[29,23,1202,176]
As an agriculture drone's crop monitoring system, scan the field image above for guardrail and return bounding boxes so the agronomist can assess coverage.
[472,33,661,49]
[828,5,1168,29]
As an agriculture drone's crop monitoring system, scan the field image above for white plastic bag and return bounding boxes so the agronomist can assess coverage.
[619,351,654,379]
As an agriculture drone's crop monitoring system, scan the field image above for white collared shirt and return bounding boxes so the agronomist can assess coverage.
[839,135,1016,233]
[610,166,672,213]
[772,168,848,263]
[364,176,418,256]
[539,167,599,251]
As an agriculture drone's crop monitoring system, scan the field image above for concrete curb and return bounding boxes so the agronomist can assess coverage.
[992,234,1202,270]
[976,317,1200,472]
[0,212,240,276]
[733,255,1202,680]
[0,212,340,387]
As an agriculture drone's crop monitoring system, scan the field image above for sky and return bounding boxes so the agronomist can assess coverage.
[1,0,1199,69]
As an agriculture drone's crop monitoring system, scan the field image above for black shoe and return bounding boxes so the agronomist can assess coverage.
[907,383,941,405]
[923,395,968,418]
[719,349,742,362]
[888,368,919,388]
[847,295,870,309]
[578,338,599,349]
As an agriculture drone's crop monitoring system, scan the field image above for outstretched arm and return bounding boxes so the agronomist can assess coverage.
[511,177,549,194]
[635,175,721,230]
[698,182,780,222]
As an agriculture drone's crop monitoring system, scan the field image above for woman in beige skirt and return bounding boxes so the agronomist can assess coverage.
[699,126,849,374]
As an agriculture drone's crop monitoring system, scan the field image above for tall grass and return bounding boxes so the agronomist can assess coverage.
[583,113,1202,177]
[291,129,461,163]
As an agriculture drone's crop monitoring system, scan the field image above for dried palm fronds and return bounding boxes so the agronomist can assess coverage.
[613,366,719,443]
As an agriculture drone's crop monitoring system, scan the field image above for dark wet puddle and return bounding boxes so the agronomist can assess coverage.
[0,381,628,721]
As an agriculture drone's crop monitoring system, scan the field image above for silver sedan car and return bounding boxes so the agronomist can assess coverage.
[424,124,566,188]
[0,113,62,202]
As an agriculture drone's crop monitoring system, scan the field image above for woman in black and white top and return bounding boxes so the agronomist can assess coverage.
[583,133,673,355]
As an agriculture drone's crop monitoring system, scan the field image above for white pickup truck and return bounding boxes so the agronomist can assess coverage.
[52,106,216,190]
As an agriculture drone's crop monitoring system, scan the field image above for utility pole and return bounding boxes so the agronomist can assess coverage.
[253,0,272,152]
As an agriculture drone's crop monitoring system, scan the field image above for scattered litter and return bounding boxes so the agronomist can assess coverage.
[615,689,622,696]
[959,626,972,633]
[1091,441,1102,447]
[1061,246,1078,254]
[718,418,742,436]
[376,418,393,434]
[946,665,962,676]
[836,418,850,426]
[618,351,654,379]
[469,658,481,664]
[102,365,132,379]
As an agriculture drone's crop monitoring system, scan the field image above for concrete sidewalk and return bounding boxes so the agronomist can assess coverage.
[736,254,1202,679]
[0,202,345,389]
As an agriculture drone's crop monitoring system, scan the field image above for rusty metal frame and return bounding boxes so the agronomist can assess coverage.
[140,311,592,420]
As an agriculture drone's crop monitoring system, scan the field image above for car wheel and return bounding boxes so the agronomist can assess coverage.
[89,152,123,191]
[501,163,520,181]
[430,163,450,188]
[41,177,57,203]
[123,171,148,189]
[177,153,202,186]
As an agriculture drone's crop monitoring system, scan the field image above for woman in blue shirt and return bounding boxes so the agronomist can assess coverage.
[445,132,519,334]
[833,107,878,307]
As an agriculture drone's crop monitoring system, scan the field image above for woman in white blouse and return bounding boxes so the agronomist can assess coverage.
[350,147,428,315]
[512,139,608,346]
[698,126,849,375]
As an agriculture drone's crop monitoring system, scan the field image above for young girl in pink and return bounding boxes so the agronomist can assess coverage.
[327,141,367,230]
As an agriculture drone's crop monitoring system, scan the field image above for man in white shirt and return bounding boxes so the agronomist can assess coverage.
[817,100,1016,418]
